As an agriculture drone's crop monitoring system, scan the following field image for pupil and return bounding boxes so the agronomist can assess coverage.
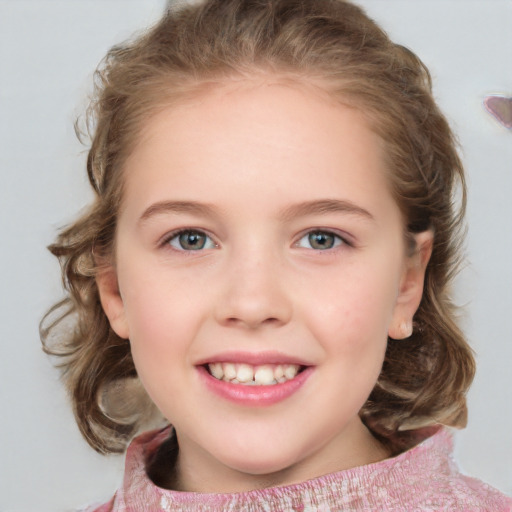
[179,231,205,250]
[309,232,334,250]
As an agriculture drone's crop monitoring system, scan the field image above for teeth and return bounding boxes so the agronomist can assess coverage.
[209,363,224,380]
[274,365,284,380]
[254,365,275,385]
[284,365,299,380]
[207,362,301,385]
[236,364,254,383]
[223,363,237,381]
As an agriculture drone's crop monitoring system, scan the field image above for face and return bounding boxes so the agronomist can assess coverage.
[98,80,431,492]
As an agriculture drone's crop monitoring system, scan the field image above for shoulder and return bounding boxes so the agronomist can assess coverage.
[419,472,512,511]
[76,495,116,512]
[76,496,115,512]
[384,428,512,511]
[75,427,172,512]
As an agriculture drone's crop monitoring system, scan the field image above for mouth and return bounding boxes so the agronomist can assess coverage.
[205,362,306,386]
[196,352,313,405]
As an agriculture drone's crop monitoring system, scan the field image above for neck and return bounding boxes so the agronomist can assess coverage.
[150,419,390,493]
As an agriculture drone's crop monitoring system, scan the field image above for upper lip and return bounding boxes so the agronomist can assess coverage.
[195,351,312,367]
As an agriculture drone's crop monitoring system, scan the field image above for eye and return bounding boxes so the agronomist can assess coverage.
[167,230,216,251]
[297,230,345,250]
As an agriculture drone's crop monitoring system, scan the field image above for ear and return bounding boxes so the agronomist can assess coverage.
[96,266,130,339]
[388,230,433,340]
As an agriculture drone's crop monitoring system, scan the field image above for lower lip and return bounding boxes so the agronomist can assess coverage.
[197,366,313,406]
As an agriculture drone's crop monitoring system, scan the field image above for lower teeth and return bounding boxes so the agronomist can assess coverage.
[217,376,280,386]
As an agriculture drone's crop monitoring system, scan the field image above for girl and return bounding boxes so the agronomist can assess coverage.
[41,0,512,510]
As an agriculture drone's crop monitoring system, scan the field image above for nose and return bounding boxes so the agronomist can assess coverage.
[214,248,293,330]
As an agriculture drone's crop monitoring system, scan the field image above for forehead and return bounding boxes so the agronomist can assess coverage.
[133,75,380,160]
[121,79,397,223]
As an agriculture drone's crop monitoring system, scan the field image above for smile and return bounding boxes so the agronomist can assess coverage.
[207,362,302,385]
[197,359,313,406]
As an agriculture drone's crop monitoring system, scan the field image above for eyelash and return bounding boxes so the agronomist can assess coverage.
[295,230,350,251]
[160,229,218,252]
[160,228,352,252]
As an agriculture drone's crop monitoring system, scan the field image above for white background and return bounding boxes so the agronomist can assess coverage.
[1,1,511,510]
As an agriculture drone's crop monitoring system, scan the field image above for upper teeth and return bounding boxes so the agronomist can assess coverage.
[208,363,300,385]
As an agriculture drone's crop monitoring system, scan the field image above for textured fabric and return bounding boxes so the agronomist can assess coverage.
[82,427,512,512]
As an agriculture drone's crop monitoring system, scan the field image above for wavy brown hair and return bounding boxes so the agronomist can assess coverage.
[41,0,475,455]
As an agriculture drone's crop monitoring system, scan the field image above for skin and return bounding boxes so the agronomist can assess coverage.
[97,79,432,493]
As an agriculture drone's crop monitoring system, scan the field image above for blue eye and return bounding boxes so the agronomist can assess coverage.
[167,230,216,251]
[297,231,344,250]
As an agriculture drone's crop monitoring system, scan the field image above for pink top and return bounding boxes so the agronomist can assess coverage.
[83,427,511,512]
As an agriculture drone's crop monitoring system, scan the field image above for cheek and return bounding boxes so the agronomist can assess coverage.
[303,265,399,351]
[116,267,197,386]
[123,287,195,419]
[118,256,198,346]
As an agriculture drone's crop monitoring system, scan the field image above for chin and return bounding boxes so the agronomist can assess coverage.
[214,443,303,478]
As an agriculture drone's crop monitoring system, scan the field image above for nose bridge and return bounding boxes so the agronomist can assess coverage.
[215,239,292,329]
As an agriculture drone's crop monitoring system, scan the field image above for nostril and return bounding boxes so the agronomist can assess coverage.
[224,316,282,329]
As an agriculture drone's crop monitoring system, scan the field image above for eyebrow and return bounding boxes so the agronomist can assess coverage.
[279,199,374,222]
[138,201,219,223]
[138,198,374,224]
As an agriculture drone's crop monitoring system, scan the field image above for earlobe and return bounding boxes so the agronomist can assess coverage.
[388,230,433,340]
[96,266,130,339]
